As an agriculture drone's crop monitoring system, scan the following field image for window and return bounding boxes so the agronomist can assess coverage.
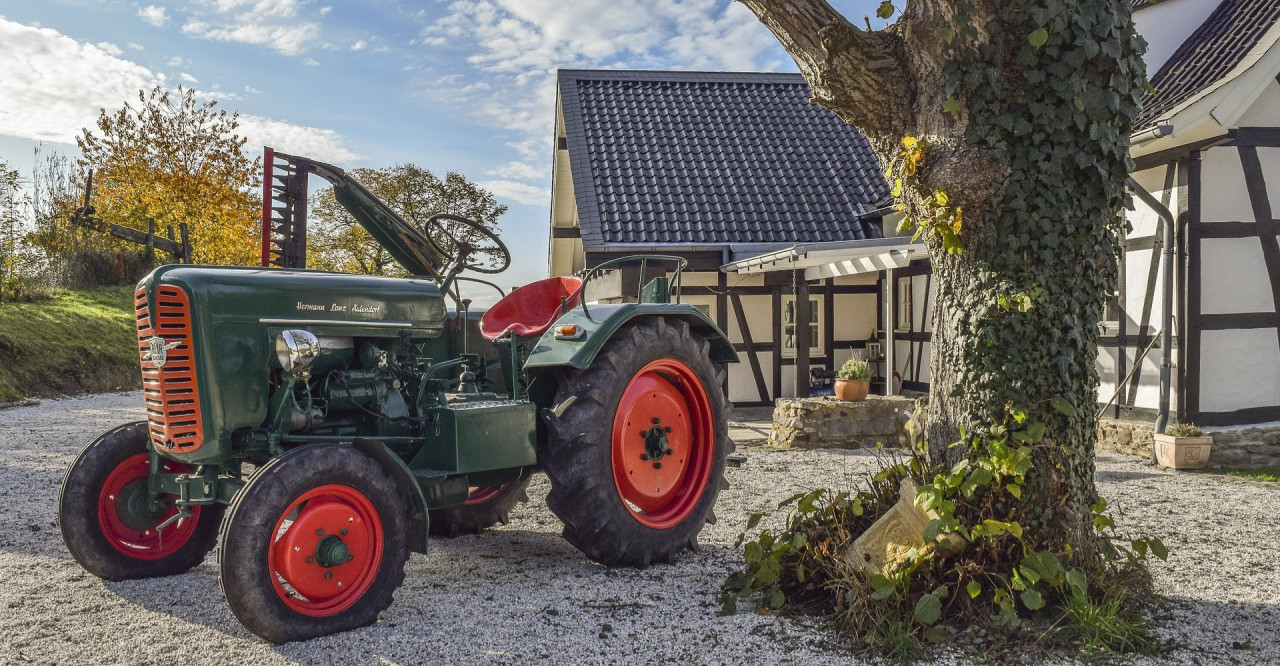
[782,296,823,358]
[896,277,912,331]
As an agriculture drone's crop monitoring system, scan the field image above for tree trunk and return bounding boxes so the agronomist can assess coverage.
[740,0,1145,553]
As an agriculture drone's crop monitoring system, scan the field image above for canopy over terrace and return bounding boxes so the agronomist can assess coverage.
[721,237,928,398]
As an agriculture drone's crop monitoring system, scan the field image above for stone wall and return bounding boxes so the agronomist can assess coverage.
[1097,418,1280,468]
[770,395,921,449]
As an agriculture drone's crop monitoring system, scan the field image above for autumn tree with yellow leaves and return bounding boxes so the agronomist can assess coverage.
[76,86,261,266]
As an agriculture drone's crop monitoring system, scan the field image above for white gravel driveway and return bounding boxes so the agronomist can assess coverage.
[1,392,1277,665]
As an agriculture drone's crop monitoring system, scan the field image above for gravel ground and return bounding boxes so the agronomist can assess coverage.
[1,392,1278,665]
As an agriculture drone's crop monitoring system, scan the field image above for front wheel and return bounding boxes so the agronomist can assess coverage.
[59,422,222,580]
[541,317,732,567]
[217,445,410,643]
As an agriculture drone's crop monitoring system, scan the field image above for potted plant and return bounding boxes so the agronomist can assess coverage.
[1154,423,1212,469]
[834,357,871,402]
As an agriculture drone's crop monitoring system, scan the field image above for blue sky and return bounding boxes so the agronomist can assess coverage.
[0,0,882,295]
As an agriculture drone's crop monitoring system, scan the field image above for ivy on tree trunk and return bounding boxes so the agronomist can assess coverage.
[739,0,1145,553]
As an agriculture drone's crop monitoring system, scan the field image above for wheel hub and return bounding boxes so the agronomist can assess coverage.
[314,535,353,568]
[642,421,674,462]
[116,479,167,531]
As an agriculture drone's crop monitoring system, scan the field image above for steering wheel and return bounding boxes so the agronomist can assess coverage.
[423,213,511,275]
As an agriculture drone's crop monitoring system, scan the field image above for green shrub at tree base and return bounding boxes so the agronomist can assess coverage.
[722,407,1167,661]
[0,285,139,402]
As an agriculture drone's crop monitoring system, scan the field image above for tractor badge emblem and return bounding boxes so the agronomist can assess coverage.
[143,337,182,369]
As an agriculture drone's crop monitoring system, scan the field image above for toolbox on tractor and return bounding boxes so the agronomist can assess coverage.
[58,150,737,643]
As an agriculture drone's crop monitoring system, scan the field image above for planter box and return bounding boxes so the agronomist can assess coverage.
[1154,433,1212,469]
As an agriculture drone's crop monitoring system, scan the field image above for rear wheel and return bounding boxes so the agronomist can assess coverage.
[541,318,731,567]
[217,445,409,643]
[428,475,532,537]
[59,422,222,580]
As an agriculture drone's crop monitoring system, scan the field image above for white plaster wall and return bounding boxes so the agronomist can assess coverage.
[1123,248,1164,319]
[679,271,720,288]
[1236,80,1280,127]
[1127,347,1167,410]
[728,354,772,404]
[1125,165,1175,238]
[1200,328,1280,412]
[1201,238,1277,314]
[780,364,796,399]
[725,294,774,344]
[833,293,877,341]
[833,274,878,286]
[916,342,932,384]
[1200,147,1254,223]
[1262,148,1280,208]
[911,275,930,330]
[1133,0,1224,78]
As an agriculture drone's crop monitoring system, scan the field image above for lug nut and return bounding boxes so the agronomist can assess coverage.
[652,417,661,424]
[315,528,324,536]
[324,571,333,579]
[665,426,673,433]
[305,556,315,564]
[654,462,663,469]
[340,528,349,535]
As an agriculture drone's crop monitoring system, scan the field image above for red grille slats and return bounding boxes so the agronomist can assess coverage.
[134,286,204,453]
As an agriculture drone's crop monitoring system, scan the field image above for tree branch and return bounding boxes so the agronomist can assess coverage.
[737,0,910,140]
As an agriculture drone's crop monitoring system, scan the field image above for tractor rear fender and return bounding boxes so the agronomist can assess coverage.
[351,438,430,554]
[523,303,737,374]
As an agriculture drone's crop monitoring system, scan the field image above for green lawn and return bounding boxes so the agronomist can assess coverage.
[0,286,139,402]
[1220,466,1280,483]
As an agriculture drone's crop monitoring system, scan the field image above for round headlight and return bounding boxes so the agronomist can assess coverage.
[275,330,320,375]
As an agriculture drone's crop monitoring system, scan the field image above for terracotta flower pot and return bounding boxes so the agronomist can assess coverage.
[834,379,869,402]
[1153,433,1212,469]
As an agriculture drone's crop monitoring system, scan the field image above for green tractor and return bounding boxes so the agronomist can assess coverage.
[58,152,737,643]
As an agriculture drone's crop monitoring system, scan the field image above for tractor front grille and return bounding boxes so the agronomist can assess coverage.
[135,286,204,453]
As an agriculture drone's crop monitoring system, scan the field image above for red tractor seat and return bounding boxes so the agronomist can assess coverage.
[479,276,583,341]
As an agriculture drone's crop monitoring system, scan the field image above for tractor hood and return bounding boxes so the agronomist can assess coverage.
[271,151,444,277]
[331,178,443,277]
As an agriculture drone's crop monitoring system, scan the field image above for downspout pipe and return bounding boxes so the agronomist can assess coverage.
[1126,177,1175,438]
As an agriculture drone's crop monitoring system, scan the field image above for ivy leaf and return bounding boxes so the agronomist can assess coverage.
[901,136,918,150]
[967,580,982,598]
[746,512,764,531]
[942,96,961,113]
[1028,28,1049,50]
[1020,588,1046,611]
[876,1,896,19]
[1050,396,1078,418]
[933,26,956,45]
[767,587,786,609]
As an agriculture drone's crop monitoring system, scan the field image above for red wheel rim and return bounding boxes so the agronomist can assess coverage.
[463,485,506,506]
[268,484,383,617]
[97,453,201,560]
[611,359,714,529]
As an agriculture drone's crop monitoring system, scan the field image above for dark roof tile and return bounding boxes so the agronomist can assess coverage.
[558,70,889,247]
[1136,0,1280,129]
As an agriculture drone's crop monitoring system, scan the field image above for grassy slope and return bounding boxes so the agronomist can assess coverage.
[0,286,139,402]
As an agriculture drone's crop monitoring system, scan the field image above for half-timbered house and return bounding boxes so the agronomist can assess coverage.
[1104,0,1280,427]
[547,69,913,406]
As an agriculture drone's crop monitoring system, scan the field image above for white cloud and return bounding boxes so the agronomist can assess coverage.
[244,85,261,94]
[236,115,359,163]
[181,0,323,56]
[96,41,123,56]
[169,56,187,66]
[488,161,542,181]
[303,57,319,66]
[417,0,784,195]
[351,39,367,51]
[179,72,199,83]
[127,42,145,51]
[0,18,357,165]
[476,179,549,206]
[138,5,169,28]
[0,19,164,143]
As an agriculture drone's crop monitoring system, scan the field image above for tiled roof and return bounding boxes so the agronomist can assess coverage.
[558,70,889,248]
[1136,0,1280,129]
